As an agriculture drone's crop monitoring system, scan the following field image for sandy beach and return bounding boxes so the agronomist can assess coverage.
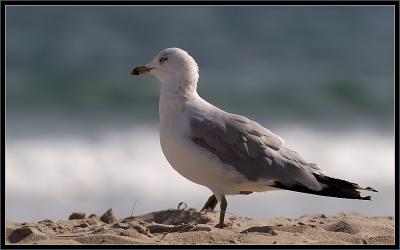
[5,208,395,245]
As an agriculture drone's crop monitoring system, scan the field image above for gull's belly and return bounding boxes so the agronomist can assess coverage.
[159,117,247,193]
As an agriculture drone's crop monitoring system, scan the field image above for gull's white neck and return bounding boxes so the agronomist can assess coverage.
[159,77,199,120]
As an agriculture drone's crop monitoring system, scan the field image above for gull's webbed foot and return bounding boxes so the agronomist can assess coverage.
[215,223,231,229]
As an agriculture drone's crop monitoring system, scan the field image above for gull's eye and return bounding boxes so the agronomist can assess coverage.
[159,56,168,63]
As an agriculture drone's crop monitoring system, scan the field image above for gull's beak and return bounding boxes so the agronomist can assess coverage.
[129,65,153,75]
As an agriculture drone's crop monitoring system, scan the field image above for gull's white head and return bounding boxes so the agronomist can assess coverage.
[130,48,199,86]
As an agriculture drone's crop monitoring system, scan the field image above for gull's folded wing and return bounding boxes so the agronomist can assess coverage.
[189,111,323,191]
[190,110,376,199]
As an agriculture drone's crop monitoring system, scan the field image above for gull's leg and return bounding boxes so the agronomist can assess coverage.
[209,196,218,211]
[200,194,217,212]
[217,196,227,229]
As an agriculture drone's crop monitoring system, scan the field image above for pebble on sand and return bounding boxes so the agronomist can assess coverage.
[100,208,118,224]
[8,227,35,243]
[68,212,86,220]
[88,214,100,219]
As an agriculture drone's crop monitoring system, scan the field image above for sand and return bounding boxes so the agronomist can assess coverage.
[5,208,395,245]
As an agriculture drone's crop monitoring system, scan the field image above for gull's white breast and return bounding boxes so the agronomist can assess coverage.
[159,105,249,195]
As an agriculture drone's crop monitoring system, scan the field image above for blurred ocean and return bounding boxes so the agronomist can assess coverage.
[5,6,395,222]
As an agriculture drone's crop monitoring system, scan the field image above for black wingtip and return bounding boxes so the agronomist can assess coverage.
[362,196,372,200]
[365,187,378,192]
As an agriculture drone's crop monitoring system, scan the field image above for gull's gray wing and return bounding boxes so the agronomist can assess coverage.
[190,111,323,191]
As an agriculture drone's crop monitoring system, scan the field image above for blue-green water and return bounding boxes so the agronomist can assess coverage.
[5,6,395,222]
[6,6,394,126]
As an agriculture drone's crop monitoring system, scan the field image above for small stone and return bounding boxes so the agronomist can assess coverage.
[76,222,89,228]
[276,224,283,227]
[68,212,86,220]
[320,214,327,219]
[8,227,36,243]
[362,239,368,244]
[298,222,305,225]
[273,241,277,244]
[88,214,100,220]
[319,221,324,224]
[270,230,278,236]
[100,208,118,224]
[86,218,99,225]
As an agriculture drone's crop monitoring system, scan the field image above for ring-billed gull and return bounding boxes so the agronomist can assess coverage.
[130,48,377,228]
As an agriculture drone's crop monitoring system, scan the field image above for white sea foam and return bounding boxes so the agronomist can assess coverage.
[5,125,395,222]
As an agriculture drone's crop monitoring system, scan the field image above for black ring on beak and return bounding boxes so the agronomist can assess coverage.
[130,66,153,75]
